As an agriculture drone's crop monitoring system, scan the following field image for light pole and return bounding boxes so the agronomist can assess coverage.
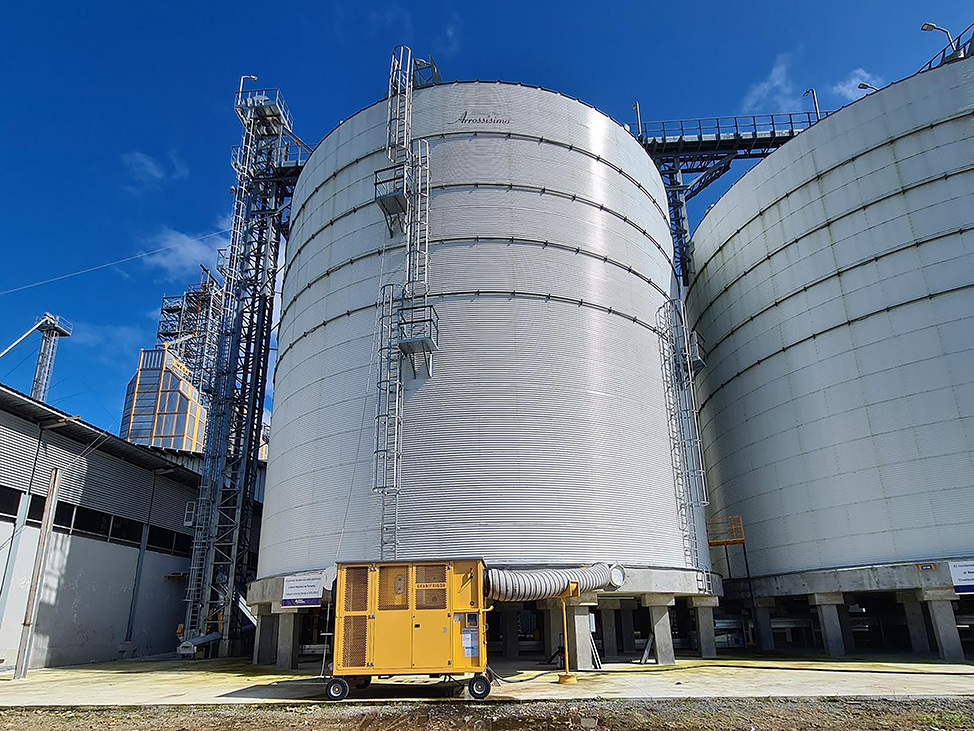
[632,101,642,139]
[238,74,258,95]
[803,88,821,121]
[857,82,880,93]
[921,22,958,52]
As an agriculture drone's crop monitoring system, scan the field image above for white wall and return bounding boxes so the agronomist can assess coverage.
[686,58,974,577]
[0,525,188,668]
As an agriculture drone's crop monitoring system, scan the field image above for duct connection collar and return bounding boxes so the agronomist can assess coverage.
[484,562,626,602]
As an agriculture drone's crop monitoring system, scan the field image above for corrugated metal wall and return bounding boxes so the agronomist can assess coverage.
[686,58,974,577]
[261,82,695,576]
[0,406,197,529]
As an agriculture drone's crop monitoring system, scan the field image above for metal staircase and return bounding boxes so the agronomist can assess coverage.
[372,46,439,560]
[657,299,712,594]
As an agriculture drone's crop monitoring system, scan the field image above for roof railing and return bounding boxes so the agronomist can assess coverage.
[918,21,973,73]
[639,111,829,143]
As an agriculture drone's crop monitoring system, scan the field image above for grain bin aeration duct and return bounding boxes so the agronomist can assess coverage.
[485,563,626,601]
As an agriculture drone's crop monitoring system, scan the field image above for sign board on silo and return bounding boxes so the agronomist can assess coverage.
[282,571,325,607]
[948,561,974,594]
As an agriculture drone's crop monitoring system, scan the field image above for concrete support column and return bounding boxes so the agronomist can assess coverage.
[275,610,302,670]
[640,594,675,666]
[543,604,561,660]
[619,600,637,654]
[253,608,277,665]
[753,597,776,652]
[567,605,593,671]
[501,608,520,658]
[919,589,965,661]
[809,593,846,657]
[837,604,856,653]
[598,599,621,661]
[896,591,931,653]
[689,595,719,659]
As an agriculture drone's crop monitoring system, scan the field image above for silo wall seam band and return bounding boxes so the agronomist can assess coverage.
[485,563,615,602]
[687,160,974,325]
[693,223,974,361]
[275,289,664,368]
[694,279,974,416]
[288,129,668,243]
[278,236,669,325]
[686,107,974,295]
[284,178,672,288]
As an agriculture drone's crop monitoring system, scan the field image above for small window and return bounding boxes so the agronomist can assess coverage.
[72,506,111,538]
[173,532,192,557]
[110,515,144,546]
[26,495,46,525]
[53,501,75,531]
[0,485,21,520]
[147,525,176,553]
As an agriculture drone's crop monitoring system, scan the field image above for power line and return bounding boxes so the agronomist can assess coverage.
[0,229,231,297]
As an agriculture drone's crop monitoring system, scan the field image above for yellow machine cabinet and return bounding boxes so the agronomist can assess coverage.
[327,559,491,700]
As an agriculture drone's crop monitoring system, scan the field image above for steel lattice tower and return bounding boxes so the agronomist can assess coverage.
[181,78,308,657]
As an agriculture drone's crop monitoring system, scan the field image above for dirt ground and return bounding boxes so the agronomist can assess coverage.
[2,698,973,731]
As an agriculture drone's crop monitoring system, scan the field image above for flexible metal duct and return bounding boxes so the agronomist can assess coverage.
[485,563,625,602]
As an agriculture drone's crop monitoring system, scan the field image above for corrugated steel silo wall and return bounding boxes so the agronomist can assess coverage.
[260,82,694,577]
[686,59,974,577]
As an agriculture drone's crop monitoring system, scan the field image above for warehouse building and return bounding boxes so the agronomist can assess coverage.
[0,384,206,669]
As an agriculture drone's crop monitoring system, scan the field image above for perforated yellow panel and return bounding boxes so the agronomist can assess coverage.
[343,567,369,612]
[342,615,368,667]
[378,565,410,611]
[415,563,448,610]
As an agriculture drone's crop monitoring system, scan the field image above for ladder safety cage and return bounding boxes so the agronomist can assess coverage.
[182,78,309,657]
[657,299,712,594]
[372,46,440,561]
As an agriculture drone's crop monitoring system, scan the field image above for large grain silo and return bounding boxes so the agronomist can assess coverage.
[248,64,718,670]
[686,56,974,660]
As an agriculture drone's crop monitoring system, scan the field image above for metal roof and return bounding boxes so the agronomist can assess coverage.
[0,383,201,488]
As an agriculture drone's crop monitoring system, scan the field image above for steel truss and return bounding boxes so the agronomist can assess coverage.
[639,112,825,285]
[657,299,712,594]
[157,268,224,404]
[30,314,71,403]
[372,46,438,560]
[182,80,308,657]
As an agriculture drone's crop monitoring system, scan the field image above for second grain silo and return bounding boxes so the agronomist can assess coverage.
[686,53,974,660]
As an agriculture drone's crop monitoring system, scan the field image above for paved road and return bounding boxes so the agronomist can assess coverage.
[1,655,972,705]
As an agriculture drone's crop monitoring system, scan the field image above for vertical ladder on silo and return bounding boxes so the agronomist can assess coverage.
[374,283,403,559]
[657,300,713,594]
[372,46,439,560]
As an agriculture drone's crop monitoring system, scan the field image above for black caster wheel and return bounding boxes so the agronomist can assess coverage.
[353,675,372,690]
[468,674,491,699]
[325,677,349,701]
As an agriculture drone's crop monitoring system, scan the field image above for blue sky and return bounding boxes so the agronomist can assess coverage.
[1,0,969,433]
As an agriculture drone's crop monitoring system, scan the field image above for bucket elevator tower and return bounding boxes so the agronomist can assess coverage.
[180,77,309,657]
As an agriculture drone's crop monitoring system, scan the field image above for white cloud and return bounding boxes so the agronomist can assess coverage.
[122,152,166,185]
[439,14,463,56]
[741,54,803,113]
[831,68,884,101]
[121,150,189,190]
[71,322,151,369]
[369,3,413,36]
[141,227,227,281]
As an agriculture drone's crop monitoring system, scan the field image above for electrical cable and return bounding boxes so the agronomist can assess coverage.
[332,232,396,562]
[0,229,231,297]
[1,343,39,380]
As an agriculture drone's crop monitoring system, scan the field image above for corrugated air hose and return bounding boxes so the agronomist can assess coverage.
[484,562,626,602]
